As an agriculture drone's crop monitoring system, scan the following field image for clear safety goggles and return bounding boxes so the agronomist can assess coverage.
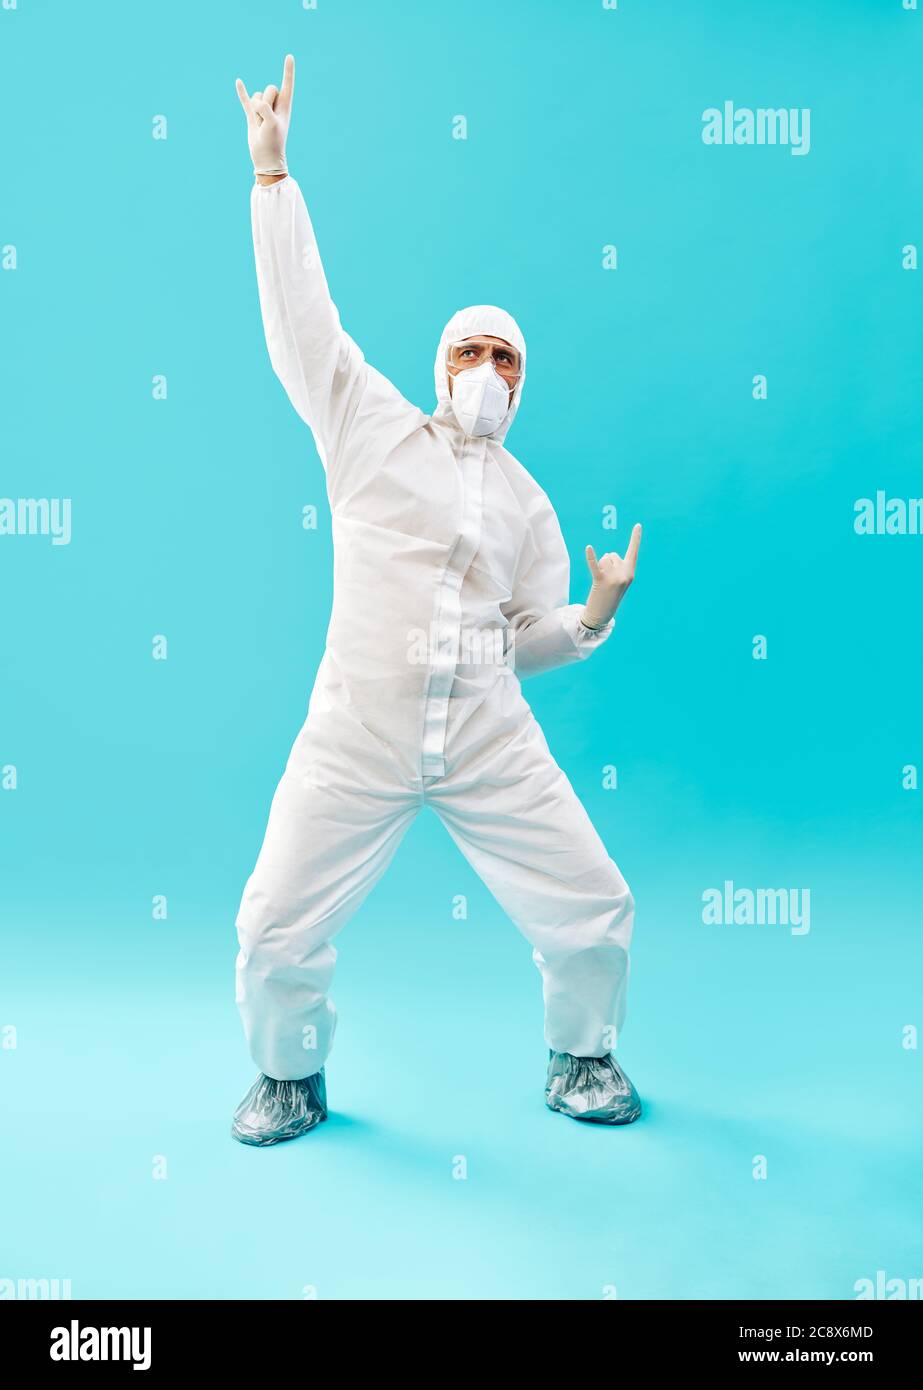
[446,338,523,381]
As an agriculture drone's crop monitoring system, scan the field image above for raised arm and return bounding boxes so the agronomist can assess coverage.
[236,56,367,472]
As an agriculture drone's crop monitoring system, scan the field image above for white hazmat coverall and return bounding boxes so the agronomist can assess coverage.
[234,176,635,1083]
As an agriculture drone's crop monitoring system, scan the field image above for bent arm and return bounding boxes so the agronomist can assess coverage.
[508,604,613,679]
[251,174,366,470]
[505,595,613,679]
[502,501,614,679]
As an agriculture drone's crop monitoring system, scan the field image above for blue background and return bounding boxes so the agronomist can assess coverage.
[1,0,921,1300]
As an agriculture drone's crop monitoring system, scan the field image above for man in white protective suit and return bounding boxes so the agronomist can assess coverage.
[231,56,644,1146]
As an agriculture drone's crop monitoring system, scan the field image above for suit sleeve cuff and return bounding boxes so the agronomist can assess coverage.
[562,604,614,652]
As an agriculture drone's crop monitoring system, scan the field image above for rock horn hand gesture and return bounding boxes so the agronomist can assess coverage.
[581,523,642,630]
[236,53,295,176]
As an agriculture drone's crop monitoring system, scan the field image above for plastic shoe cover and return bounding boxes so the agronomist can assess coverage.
[231,1070,328,1146]
[545,1049,642,1125]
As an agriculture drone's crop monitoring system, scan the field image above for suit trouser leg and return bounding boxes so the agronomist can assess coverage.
[235,720,419,1081]
[428,716,635,1058]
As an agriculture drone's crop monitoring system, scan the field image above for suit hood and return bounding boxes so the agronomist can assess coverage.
[432,304,526,445]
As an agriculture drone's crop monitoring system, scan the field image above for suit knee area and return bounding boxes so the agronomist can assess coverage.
[596,856,634,917]
[236,899,334,982]
[602,875,635,946]
[235,901,280,961]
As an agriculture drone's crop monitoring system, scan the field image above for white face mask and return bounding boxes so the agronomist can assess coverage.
[449,359,511,437]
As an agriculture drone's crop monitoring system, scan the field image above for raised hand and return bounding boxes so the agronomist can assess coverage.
[581,523,642,629]
[235,54,295,176]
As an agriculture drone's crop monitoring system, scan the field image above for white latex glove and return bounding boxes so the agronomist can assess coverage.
[581,524,642,630]
[235,54,295,176]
